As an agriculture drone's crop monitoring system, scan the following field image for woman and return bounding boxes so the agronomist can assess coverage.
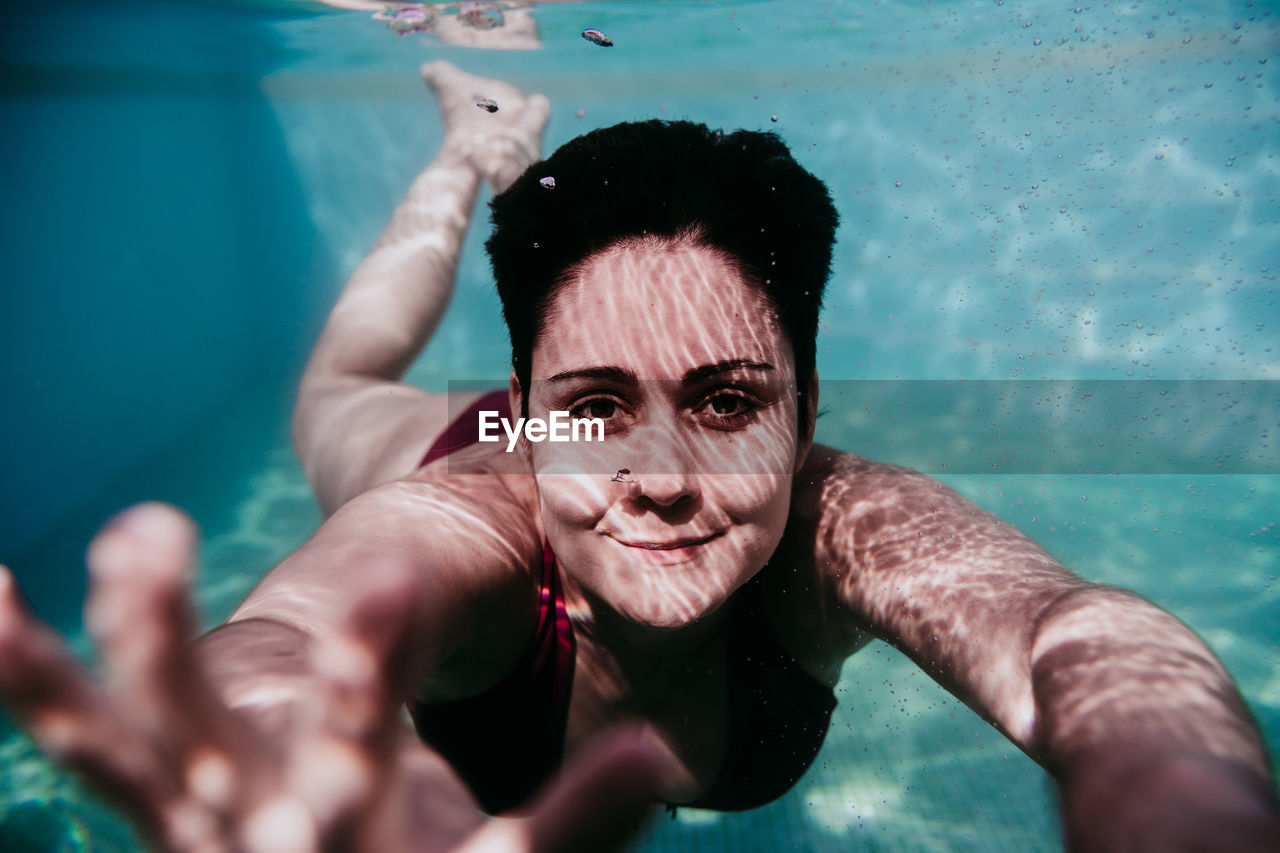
[1,62,1277,852]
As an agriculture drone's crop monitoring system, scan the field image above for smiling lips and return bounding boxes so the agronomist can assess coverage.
[616,532,723,550]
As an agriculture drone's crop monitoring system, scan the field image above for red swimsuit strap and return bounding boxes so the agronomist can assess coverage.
[419,389,511,469]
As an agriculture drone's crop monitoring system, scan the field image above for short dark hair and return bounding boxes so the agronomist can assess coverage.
[486,119,838,433]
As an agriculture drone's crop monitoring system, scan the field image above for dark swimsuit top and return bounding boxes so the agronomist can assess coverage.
[408,391,837,814]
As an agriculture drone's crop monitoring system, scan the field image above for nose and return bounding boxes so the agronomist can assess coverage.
[627,426,700,508]
[634,469,699,508]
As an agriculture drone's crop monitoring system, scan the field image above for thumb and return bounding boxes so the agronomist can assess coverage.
[521,725,677,853]
[453,726,675,853]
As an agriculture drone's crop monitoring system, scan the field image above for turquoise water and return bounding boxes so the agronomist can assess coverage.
[1,0,1277,849]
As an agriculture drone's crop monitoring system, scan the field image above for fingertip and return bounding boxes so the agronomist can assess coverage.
[241,795,318,853]
[113,502,197,544]
[88,502,197,584]
[310,632,377,692]
[285,731,375,830]
[0,564,22,632]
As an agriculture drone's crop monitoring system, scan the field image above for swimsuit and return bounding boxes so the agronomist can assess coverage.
[409,391,837,814]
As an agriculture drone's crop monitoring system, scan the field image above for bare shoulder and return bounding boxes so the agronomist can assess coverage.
[763,446,946,678]
[787,444,1075,645]
[233,458,543,669]
[792,443,1033,562]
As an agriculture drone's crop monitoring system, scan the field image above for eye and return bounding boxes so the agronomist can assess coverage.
[569,395,629,429]
[694,391,758,429]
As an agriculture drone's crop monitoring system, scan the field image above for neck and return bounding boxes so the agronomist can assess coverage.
[562,572,734,688]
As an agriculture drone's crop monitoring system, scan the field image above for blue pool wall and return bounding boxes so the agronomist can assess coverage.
[0,1,334,613]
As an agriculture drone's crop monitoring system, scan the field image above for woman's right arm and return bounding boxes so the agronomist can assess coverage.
[0,490,668,852]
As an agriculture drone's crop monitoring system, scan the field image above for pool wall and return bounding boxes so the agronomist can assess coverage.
[0,1,335,621]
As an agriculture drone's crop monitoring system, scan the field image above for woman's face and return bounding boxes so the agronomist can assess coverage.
[521,239,812,629]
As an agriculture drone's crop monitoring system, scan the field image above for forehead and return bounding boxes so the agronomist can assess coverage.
[532,240,792,378]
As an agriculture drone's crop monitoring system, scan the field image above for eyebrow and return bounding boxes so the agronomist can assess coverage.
[547,365,638,385]
[682,359,775,385]
[546,359,774,386]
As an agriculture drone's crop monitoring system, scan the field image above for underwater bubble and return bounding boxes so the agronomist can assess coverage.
[771,114,778,122]
[582,28,613,47]
[386,5,433,34]
[539,176,556,189]
[575,108,586,119]
[476,98,499,113]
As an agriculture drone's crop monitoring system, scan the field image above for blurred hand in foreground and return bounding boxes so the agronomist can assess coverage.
[0,503,666,852]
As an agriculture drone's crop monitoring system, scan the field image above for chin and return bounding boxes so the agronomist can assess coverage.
[606,576,737,630]
[618,602,704,630]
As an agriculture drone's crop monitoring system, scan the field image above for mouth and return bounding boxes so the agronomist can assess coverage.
[613,532,723,551]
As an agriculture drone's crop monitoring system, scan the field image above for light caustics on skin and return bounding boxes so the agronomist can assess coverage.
[231,479,534,635]
[522,237,808,629]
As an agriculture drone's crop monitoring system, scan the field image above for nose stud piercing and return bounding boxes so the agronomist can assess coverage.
[611,468,635,484]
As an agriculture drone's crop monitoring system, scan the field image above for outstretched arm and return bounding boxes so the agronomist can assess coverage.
[0,498,668,852]
[805,450,1279,851]
[293,62,549,513]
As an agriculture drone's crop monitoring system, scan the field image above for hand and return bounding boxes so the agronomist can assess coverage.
[421,60,550,193]
[0,503,668,852]
[1059,752,1280,852]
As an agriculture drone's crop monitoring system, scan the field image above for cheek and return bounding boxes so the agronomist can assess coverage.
[535,472,610,531]
[705,473,795,555]
[707,473,793,516]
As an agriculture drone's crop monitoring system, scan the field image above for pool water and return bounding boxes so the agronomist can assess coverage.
[1,1,1277,850]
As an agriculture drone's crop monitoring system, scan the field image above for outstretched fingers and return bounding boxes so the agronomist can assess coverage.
[290,555,434,846]
[522,726,676,853]
[84,503,276,845]
[454,726,676,853]
[0,564,170,835]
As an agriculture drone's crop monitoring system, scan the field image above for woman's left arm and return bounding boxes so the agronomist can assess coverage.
[804,449,1279,851]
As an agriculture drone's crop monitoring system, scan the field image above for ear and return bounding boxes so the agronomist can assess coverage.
[795,369,819,473]
[508,370,524,421]
[508,371,534,465]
